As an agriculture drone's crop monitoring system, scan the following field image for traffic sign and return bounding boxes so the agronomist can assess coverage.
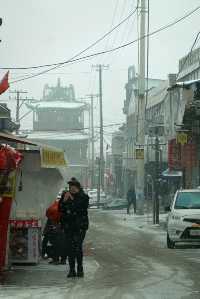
[135,148,144,160]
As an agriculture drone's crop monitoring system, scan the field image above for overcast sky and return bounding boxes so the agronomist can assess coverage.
[0,0,200,139]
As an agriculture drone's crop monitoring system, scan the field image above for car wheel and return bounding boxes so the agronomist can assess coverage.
[167,233,175,249]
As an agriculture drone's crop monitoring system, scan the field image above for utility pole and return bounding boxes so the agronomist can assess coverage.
[99,65,104,191]
[93,64,108,206]
[9,90,28,134]
[136,0,146,214]
[154,128,160,224]
[86,94,99,189]
[90,95,95,188]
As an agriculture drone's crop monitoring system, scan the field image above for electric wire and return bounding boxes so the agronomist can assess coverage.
[108,0,129,65]
[102,0,120,62]
[116,0,137,61]
[2,5,139,71]
[8,5,200,84]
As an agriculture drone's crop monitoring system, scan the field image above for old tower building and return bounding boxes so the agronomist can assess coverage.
[26,79,89,185]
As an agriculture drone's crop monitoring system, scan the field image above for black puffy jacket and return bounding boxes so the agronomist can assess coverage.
[59,191,89,232]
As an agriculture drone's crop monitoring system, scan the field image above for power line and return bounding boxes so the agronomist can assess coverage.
[107,0,129,65]
[8,5,200,72]
[22,122,124,133]
[117,0,137,57]
[103,0,120,55]
[2,6,138,71]
[9,5,200,84]
[109,0,138,65]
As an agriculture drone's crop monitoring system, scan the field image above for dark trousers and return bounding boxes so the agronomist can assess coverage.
[65,230,86,270]
[42,235,48,257]
[60,232,67,262]
[127,200,136,214]
[50,234,60,262]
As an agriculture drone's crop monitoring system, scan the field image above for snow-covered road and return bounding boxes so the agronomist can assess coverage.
[1,209,200,299]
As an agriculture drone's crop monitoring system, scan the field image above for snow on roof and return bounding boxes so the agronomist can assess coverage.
[146,80,168,109]
[26,101,86,110]
[27,131,89,141]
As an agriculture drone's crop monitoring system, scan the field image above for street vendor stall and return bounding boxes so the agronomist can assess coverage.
[0,141,25,272]
[9,144,68,265]
[9,219,41,264]
[0,133,68,270]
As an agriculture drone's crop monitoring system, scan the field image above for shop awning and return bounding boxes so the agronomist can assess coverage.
[0,132,68,169]
[162,168,182,177]
[0,132,37,146]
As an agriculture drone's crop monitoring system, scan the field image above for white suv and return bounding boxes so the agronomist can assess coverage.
[167,189,200,248]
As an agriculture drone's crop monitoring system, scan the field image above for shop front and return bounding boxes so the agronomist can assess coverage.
[0,133,68,271]
[9,146,67,266]
[0,138,28,272]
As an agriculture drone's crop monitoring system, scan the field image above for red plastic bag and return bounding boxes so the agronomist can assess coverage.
[46,201,61,223]
[0,145,23,171]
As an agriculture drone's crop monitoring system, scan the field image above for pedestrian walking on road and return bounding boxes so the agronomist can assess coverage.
[59,180,89,278]
[127,187,136,214]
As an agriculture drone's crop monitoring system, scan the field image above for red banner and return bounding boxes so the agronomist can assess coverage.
[168,139,197,170]
[0,197,12,271]
[181,143,197,168]
[168,139,181,170]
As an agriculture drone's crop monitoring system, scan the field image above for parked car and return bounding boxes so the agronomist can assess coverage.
[166,188,200,249]
[87,189,107,207]
[103,198,127,210]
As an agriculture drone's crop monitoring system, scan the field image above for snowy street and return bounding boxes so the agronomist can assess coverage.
[1,209,200,299]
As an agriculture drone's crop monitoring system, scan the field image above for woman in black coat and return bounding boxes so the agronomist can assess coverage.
[59,180,89,278]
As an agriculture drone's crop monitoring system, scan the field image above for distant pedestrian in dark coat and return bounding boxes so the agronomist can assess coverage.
[59,180,89,278]
[127,187,136,214]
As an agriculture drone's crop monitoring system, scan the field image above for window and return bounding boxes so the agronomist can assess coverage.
[175,192,200,209]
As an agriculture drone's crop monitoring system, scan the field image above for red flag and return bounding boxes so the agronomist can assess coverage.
[0,71,9,95]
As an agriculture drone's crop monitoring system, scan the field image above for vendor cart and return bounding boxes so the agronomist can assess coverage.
[9,219,41,264]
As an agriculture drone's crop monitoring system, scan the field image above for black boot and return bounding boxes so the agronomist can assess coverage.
[77,265,84,278]
[67,269,76,278]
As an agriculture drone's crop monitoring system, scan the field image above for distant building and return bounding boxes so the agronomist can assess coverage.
[111,129,125,196]
[178,47,200,81]
[26,79,89,186]
[0,103,19,132]
[111,48,200,200]
[122,65,164,195]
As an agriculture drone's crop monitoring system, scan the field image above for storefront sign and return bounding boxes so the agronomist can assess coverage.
[9,219,41,228]
[135,148,144,160]
[40,147,67,168]
[177,132,188,145]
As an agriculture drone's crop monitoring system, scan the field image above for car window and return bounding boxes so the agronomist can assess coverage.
[175,192,200,209]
